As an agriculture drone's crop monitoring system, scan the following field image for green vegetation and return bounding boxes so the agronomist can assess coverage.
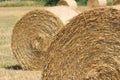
[0,0,88,7]
[0,1,45,7]
[107,1,113,5]
[76,0,87,6]
[0,0,115,7]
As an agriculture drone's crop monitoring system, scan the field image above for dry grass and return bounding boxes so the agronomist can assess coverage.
[0,6,86,80]
[0,1,45,7]
[113,0,120,5]
[42,7,120,80]
[0,69,42,80]
[0,6,101,80]
[0,7,44,80]
[11,6,78,70]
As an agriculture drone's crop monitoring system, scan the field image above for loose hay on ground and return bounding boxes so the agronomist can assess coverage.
[0,70,42,80]
[11,6,78,70]
[87,0,107,7]
[42,7,120,80]
[57,0,77,8]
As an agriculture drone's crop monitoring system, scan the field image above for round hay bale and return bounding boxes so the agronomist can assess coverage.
[11,6,78,70]
[57,0,77,8]
[87,0,107,7]
[112,5,120,10]
[84,64,120,80]
[113,0,120,5]
[42,7,120,80]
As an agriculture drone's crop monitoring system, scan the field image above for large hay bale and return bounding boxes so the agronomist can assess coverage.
[57,0,77,8]
[113,0,120,5]
[11,6,78,70]
[87,0,107,7]
[42,7,120,80]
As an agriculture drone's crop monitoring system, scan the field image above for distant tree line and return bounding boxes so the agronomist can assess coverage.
[43,0,87,6]
[0,0,88,6]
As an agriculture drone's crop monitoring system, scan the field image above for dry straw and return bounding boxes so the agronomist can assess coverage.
[11,6,78,70]
[42,7,120,80]
[57,0,77,8]
[87,0,107,7]
[113,0,120,5]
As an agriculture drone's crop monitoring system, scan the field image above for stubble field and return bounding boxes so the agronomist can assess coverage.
[0,7,43,80]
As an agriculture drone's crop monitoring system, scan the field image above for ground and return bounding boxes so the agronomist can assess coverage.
[0,7,43,80]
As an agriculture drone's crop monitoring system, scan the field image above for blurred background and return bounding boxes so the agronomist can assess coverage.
[0,0,115,7]
[0,0,87,7]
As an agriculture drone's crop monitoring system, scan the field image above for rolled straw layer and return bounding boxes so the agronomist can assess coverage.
[43,7,120,80]
[57,0,77,8]
[11,6,78,70]
[113,0,120,5]
[87,0,107,7]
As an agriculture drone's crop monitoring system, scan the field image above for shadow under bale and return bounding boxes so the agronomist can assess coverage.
[5,65,22,70]
[42,7,120,80]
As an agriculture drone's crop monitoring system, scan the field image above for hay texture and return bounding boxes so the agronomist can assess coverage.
[57,0,77,8]
[87,0,107,7]
[113,0,120,5]
[11,6,78,70]
[42,7,120,80]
